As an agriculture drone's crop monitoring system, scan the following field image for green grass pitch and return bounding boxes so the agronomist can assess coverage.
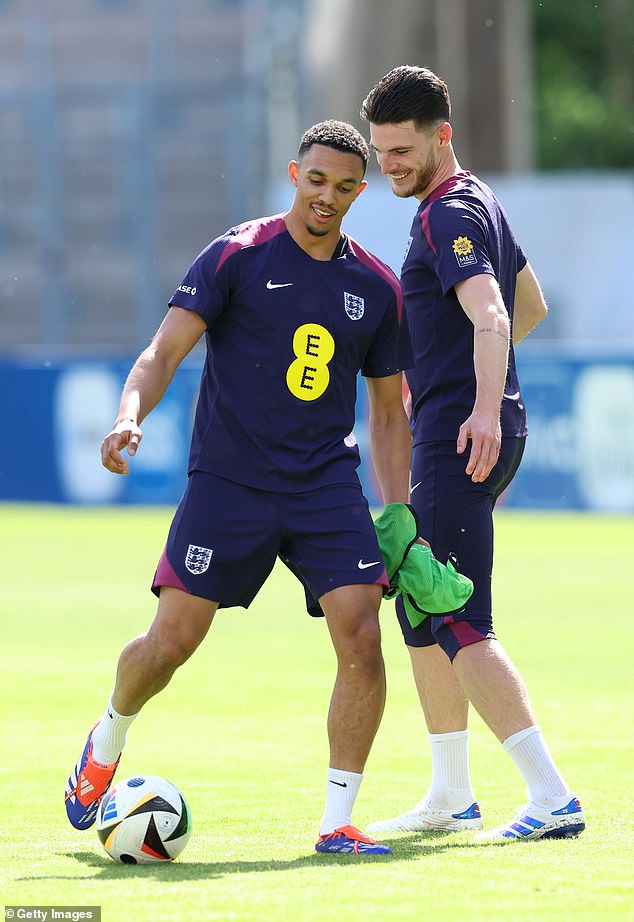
[0,504,632,921]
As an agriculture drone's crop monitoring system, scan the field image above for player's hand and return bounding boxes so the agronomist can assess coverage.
[415,536,431,548]
[101,419,143,475]
[457,411,501,483]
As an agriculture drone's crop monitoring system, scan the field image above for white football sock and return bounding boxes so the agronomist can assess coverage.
[320,768,363,835]
[503,726,571,806]
[91,697,138,765]
[426,729,476,811]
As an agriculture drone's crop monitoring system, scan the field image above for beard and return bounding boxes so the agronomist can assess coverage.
[391,150,440,198]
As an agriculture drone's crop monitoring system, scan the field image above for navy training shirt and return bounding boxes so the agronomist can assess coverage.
[169,214,412,491]
[401,172,528,444]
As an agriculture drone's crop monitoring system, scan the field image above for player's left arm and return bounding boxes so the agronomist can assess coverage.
[454,273,510,483]
[513,261,548,343]
[365,372,411,505]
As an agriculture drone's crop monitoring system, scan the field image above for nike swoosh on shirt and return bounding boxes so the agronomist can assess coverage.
[358,559,381,569]
[266,280,293,289]
[410,481,422,493]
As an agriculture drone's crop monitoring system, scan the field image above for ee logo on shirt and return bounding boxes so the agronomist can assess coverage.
[286,323,335,401]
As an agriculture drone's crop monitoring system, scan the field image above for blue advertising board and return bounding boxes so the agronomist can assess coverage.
[511,353,634,511]
[0,356,200,505]
[2,353,633,511]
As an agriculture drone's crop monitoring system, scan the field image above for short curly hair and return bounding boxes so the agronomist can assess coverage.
[297,120,369,174]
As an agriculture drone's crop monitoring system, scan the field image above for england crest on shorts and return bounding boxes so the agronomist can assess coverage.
[185,544,213,575]
[344,291,365,320]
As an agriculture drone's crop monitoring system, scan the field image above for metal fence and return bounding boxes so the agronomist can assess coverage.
[0,0,305,353]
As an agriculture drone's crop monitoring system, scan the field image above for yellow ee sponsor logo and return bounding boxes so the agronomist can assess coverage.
[286,323,335,401]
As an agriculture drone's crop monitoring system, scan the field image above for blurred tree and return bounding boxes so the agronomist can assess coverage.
[535,0,634,168]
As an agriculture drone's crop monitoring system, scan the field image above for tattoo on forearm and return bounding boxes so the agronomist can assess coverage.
[475,326,509,342]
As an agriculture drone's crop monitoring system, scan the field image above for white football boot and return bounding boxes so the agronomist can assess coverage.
[474,796,584,843]
[367,798,482,834]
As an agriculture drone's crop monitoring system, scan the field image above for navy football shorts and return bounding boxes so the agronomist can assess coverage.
[396,437,525,659]
[152,471,389,613]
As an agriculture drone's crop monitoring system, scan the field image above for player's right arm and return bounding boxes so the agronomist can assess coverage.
[101,306,207,474]
[512,262,548,344]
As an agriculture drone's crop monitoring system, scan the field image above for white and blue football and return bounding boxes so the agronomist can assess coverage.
[96,774,192,864]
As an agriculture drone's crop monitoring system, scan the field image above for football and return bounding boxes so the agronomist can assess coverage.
[96,774,192,864]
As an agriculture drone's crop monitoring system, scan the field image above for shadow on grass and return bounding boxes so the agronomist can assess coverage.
[18,833,482,882]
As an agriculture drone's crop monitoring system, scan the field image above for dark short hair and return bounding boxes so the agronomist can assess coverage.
[360,65,451,130]
[298,120,369,174]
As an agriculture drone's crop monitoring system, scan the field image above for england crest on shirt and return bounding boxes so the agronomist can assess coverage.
[185,544,213,574]
[344,291,365,320]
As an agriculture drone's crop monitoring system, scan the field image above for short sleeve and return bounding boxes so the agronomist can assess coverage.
[516,241,527,273]
[426,200,495,296]
[168,235,236,327]
[362,293,413,378]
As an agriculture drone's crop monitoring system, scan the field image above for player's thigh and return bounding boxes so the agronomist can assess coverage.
[153,471,280,609]
[398,439,524,648]
[279,481,388,615]
[411,438,524,588]
[410,442,494,604]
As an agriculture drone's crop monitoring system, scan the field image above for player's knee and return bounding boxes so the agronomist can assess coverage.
[145,623,201,673]
[162,638,196,671]
[337,612,383,674]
